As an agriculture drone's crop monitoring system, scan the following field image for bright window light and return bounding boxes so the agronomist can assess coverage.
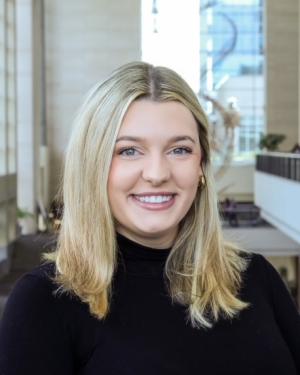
[141,0,200,93]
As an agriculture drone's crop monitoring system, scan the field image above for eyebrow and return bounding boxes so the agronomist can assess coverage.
[115,135,196,144]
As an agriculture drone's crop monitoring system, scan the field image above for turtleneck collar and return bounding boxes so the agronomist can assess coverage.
[116,231,172,262]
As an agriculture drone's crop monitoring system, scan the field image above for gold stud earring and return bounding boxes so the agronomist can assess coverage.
[199,175,206,189]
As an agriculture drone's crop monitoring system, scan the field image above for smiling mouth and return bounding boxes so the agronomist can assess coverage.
[130,194,176,211]
[131,194,176,200]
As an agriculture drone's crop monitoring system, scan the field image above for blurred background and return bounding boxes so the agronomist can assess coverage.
[0,0,300,316]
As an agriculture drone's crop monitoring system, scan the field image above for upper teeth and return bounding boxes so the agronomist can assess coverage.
[135,195,173,203]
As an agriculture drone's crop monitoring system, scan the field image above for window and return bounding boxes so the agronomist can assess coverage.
[0,0,16,176]
[200,0,264,162]
[141,0,201,92]
[0,0,17,247]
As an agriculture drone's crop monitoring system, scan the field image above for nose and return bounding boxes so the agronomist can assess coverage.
[142,153,171,186]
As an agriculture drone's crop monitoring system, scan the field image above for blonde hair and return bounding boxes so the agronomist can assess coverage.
[42,61,250,329]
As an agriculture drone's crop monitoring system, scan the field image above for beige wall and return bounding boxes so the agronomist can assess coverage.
[45,0,141,200]
[265,0,299,151]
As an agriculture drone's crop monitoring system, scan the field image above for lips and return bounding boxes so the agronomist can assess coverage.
[130,194,176,211]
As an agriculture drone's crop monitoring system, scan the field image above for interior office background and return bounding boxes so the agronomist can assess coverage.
[0,0,300,304]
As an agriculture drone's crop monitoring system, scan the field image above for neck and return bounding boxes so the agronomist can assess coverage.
[116,228,177,249]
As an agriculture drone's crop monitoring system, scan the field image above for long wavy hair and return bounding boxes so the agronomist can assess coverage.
[42,61,250,329]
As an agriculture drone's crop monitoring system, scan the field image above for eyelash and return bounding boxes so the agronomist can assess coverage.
[117,146,193,157]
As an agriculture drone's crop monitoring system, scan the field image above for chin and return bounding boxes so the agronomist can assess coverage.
[135,222,177,236]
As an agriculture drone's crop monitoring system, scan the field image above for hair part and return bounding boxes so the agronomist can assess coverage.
[42,61,250,329]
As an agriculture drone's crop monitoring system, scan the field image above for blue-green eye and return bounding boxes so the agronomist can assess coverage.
[172,147,192,155]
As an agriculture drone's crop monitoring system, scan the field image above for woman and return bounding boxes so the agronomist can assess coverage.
[0,62,299,374]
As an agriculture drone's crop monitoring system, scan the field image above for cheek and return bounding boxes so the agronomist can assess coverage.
[108,159,138,196]
[173,162,200,190]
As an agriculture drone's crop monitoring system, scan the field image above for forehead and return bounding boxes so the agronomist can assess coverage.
[117,99,199,138]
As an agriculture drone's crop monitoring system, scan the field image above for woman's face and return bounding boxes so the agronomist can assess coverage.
[108,99,203,248]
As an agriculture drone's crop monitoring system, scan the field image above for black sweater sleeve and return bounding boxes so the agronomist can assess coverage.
[258,255,300,372]
[0,273,75,374]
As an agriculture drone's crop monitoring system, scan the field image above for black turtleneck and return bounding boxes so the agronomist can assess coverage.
[116,231,172,277]
[0,232,299,374]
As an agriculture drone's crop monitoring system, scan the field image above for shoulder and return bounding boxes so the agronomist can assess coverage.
[0,263,78,373]
[6,261,82,314]
[4,262,60,314]
[240,251,279,286]
[243,251,281,283]
[28,260,57,278]
[26,261,57,287]
[1,262,100,366]
[0,263,68,344]
[239,251,294,303]
[243,251,268,270]
[13,261,58,296]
